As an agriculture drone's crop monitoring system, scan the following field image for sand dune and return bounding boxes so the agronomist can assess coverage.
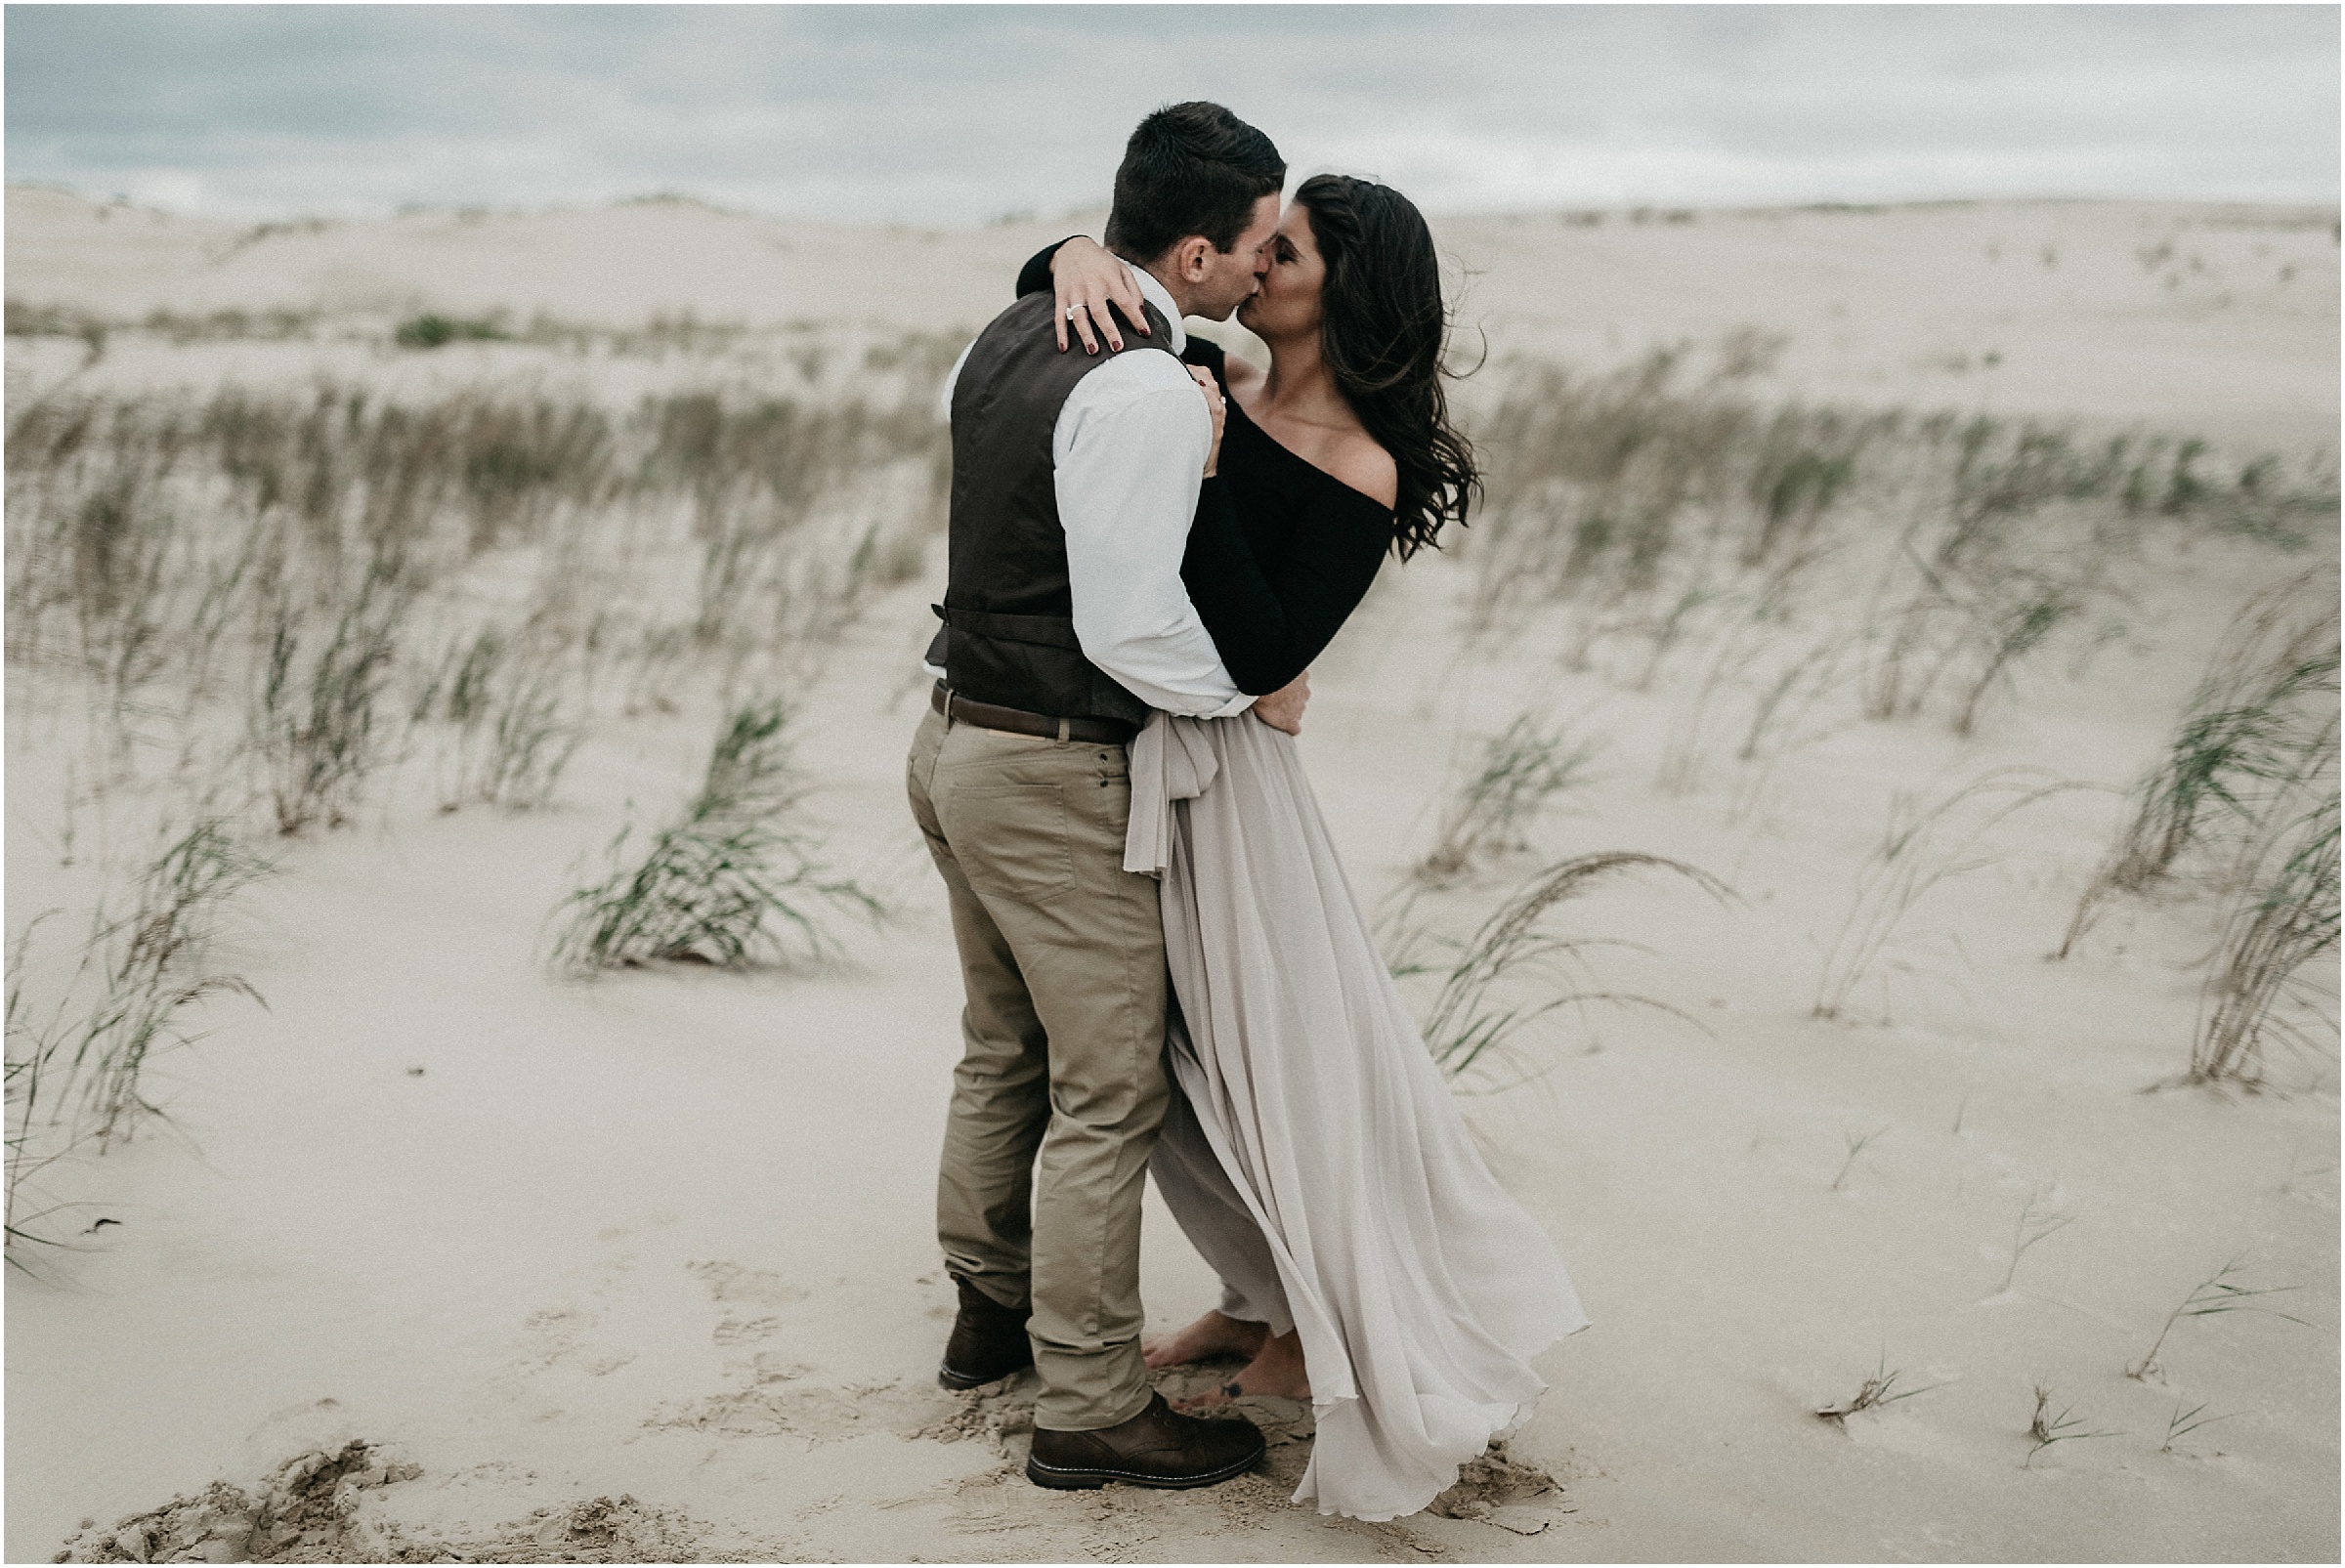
[10,186,2337,441]
[6,187,2337,1562]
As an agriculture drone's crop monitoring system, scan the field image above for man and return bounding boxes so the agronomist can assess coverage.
[904,102,1302,1492]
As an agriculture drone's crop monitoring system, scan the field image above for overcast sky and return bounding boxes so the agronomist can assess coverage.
[6,5,2337,224]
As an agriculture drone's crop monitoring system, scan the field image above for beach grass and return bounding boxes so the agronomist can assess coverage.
[547,701,883,972]
[1391,851,1735,1084]
[1414,712,1604,887]
[2061,570,2338,958]
[5,819,274,1254]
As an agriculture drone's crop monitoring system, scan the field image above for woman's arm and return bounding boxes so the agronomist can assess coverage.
[1180,477,1281,687]
[1172,341,1394,696]
[1177,477,1386,703]
[1184,490,1390,695]
[1013,239,1072,299]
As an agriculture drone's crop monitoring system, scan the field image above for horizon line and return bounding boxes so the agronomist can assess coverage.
[11,181,2341,235]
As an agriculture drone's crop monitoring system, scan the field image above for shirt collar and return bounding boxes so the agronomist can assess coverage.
[1128,263,1188,354]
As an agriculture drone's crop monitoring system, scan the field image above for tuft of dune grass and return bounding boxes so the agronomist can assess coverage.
[1414,712,1602,887]
[2188,790,2339,1088]
[548,701,882,973]
[1389,851,1736,1084]
[2062,569,2338,958]
[6,819,274,1256]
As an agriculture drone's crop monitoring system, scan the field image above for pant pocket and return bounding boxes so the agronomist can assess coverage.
[944,784,1078,903]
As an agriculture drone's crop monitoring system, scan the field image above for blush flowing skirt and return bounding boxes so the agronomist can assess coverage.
[1123,710,1592,1523]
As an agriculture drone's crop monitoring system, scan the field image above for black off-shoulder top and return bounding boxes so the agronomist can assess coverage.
[1015,243,1396,696]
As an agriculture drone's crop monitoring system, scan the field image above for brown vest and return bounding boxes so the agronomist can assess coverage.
[923,289,1176,726]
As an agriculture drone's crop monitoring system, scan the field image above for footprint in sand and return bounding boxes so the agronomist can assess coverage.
[649,1258,949,1445]
[514,1304,640,1378]
[686,1259,810,1308]
[712,1315,781,1346]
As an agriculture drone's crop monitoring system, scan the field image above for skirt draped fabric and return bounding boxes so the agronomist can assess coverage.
[1124,711,1592,1522]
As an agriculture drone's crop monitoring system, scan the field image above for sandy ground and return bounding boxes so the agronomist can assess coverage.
[8,184,2336,447]
[6,188,2339,1562]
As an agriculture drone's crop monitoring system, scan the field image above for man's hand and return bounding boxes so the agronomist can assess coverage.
[1251,670,1310,736]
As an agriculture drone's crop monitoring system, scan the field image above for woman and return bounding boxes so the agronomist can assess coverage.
[1015,175,1591,1523]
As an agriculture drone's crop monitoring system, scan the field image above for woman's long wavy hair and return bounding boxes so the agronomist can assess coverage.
[1293,173,1479,560]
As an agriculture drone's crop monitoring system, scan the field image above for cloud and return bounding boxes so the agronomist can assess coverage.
[6,5,2335,222]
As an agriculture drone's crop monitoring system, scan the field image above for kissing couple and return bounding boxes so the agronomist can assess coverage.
[905,101,1590,1523]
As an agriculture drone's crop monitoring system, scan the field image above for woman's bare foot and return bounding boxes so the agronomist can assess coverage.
[1141,1309,1267,1370]
[1172,1328,1311,1408]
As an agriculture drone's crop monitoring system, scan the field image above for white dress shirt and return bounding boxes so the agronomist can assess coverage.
[927,265,1255,720]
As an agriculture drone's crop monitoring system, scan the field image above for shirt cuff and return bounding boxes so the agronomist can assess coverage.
[1203,692,1258,719]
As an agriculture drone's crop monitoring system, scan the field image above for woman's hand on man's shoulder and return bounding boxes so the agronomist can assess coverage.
[1051,236,1149,356]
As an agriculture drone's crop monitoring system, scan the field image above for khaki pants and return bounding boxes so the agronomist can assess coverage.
[904,702,1170,1431]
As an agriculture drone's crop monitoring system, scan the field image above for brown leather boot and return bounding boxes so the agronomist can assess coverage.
[1026,1390,1266,1490]
[938,1273,1034,1390]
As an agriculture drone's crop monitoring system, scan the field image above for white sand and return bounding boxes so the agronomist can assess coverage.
[10,185,2336,446]
[6,188,2337,1562]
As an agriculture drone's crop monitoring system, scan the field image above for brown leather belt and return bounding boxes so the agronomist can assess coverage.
[930,681,1137,744]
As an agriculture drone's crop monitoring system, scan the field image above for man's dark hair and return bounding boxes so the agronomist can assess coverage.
[1103,102,1285,263]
